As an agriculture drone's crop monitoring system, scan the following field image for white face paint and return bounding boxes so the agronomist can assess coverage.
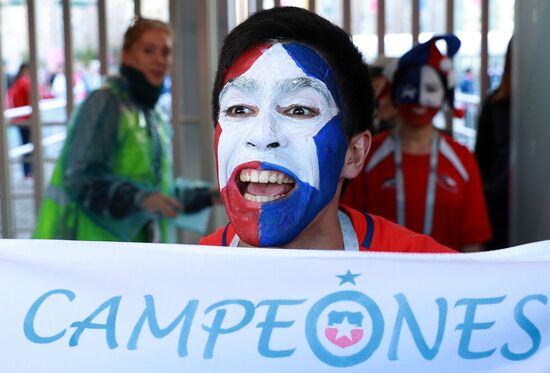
[217,43,339,192]
[419,65,445,108]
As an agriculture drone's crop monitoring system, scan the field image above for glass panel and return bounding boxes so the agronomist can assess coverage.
[453,0,481,149]
[315,0,343,27]
[385,0,412,57]
[107,0,134,74]
[351,0,377,62]
[419,0,446,42]
[263,0,275,9]
[141,0,169,22]
[280,0,308,8]
[488,0,514,91]
[71,0,100,103]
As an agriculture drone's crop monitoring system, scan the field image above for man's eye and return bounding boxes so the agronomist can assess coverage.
[225,105,255,117]
[281,105,318,118]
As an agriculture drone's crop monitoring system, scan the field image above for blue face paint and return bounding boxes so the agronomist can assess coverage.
[259,113,347,246]
[256,44,347,247]
[394,67,422,105]
[282,43,342,109]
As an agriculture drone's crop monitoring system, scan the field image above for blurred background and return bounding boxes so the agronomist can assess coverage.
[1,0,545,246]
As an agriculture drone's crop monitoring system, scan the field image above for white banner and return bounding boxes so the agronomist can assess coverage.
[1,239,550,372]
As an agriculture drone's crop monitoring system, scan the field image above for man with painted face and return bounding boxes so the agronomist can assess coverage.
[200,7,454,253]
[343,34,491,252]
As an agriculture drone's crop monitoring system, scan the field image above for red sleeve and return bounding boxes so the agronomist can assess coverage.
[370,214,457,253]
[199,225,235,247]
[459,149,492,245]
[198,228,223,246]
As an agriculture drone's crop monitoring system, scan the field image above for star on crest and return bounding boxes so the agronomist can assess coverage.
[336,270,361,286]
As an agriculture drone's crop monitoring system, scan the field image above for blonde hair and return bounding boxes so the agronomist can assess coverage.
[122,17,173,52]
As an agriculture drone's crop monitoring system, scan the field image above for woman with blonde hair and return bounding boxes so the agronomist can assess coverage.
[34,18,214,242]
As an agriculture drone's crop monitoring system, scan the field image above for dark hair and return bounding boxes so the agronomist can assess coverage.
[15,63,29,81]
[211,7,373,140]
[491,38,512,103]
[122,16,172,52]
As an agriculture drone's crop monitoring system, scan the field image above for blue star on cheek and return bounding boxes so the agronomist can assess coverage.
[401,86,417,99]
[336,270,361,286]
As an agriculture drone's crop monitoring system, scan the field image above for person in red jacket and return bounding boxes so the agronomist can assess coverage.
[199,7,455,254]
[8,63,33,179]
[342,35,491,252]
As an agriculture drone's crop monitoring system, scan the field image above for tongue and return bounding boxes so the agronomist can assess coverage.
[247,182,294,197]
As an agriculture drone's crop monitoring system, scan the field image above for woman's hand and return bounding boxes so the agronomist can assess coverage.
[141,192,182,218]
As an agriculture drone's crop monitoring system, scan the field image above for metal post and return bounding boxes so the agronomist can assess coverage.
[377,0,385,56]
[274,0,281,7]
[98,0,108,76]
[343,0,351,34]
[169,0,183,177]
[134,0,141,17]
[197,0,217,183]
[445,0,454,133]
[308,0,315,12]
[27,0,44,213]
[480,0,489,99]
[446,0,454,33]
[412,0,419,44]
[62,0,74,118]
[0,1,14,237]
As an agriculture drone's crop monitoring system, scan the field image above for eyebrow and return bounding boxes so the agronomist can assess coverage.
[277,77,333,102]
[219,77,259,99]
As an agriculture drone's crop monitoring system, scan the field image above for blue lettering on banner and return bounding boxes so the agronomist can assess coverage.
[127,295,199,357]
[21,280,548,367]
[256,299,307,358]
[454,296,506,359]
[388,294,448,361]
[24,289,75,343]
[501,294,548,361]
[201,299,255,359]
[69,296,122,349]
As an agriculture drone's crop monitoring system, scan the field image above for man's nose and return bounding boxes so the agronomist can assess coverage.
[245,113,288,150]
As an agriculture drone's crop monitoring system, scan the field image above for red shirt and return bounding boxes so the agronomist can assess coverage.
[7,76,31,122]
[342,131,491,250]
[199,205,455,253]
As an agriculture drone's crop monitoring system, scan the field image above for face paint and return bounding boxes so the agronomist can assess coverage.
[394,65,445,127]
[215,43,346,247]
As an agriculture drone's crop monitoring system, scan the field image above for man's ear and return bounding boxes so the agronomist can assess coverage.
[341,130,372,179]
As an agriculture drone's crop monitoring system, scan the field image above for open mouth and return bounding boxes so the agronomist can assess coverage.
[236,168,296,203]
[412,106,427,114]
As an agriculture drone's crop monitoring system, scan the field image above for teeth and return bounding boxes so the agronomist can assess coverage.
[269,172,278,183]
[250,170,259,182]
[244,193,283,203]
[259,170,269,183]
[239,173,249,182]
[239,169,295,184]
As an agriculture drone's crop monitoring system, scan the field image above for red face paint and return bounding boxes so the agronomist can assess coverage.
[398,103,439,128]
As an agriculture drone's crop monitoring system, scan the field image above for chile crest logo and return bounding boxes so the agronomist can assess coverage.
[305,271,384,367]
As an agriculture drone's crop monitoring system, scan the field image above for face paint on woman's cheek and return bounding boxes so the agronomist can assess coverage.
[397,104,439,128]
[215,42,345,247]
